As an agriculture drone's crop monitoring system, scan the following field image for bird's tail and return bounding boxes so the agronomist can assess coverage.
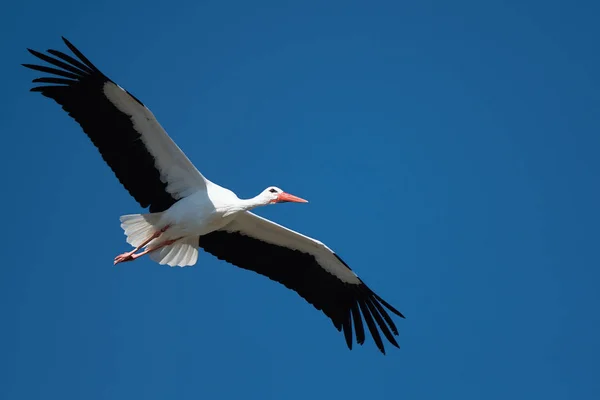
[149,236,199,267]
[119,212,164,248]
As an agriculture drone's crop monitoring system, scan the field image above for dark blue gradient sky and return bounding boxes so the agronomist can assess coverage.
[1,1,599,399]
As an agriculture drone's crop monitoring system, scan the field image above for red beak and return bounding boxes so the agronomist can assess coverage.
[277,192,308,203]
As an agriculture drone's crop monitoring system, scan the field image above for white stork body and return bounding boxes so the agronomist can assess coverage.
[23,37,404,354]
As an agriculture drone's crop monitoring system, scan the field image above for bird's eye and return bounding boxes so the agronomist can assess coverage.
[269,188,278,193]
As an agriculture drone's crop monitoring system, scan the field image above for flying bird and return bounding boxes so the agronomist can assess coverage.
[23,37,405,354]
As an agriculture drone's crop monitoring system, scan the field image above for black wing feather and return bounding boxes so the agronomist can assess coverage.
[365,297,399,349]
[350,301,366,345]
[32,77,76,85]
[47,49,95,74]
[27,49,89,76]
[22,63,80,80]
[357,299,385,354]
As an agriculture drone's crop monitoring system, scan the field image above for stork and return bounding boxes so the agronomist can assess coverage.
[23,37,405,354]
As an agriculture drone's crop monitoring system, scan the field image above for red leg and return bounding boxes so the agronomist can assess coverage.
[127,237,183,261]
[114,225,171,265]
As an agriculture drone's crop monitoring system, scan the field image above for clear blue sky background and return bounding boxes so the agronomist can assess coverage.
[1,0,599,399]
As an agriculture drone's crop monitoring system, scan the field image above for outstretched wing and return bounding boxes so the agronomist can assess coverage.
[23,37,211,212]
[199,212,405,354]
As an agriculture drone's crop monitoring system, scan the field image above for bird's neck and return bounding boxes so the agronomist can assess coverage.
[234,196,269,212]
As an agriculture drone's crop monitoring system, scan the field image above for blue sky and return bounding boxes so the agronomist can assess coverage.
[1,0,599,398]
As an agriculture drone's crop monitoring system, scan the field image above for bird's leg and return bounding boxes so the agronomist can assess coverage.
[114,225,171,265]
[126,237,183,261]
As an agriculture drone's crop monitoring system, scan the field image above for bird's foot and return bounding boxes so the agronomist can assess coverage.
[114,251,135,265]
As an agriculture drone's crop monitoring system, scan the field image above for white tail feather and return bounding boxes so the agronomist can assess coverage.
[120,213,163,248]
[149,236,199,267]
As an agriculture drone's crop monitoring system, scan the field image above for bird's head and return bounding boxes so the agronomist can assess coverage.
[261,186,308,204]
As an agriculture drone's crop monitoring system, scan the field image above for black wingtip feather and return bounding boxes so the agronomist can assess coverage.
[22,63,80,79]
[30,85,62,92]
[47,49,95,74]
[350,301,366,345]
[61,37,100,72]
[27,48,89,76]
[342,314,353,350]
[32,77,76,85]
[365,298,399,349]
[369,296,399,335]
[357,300,386,354]
[372,292,406,319]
